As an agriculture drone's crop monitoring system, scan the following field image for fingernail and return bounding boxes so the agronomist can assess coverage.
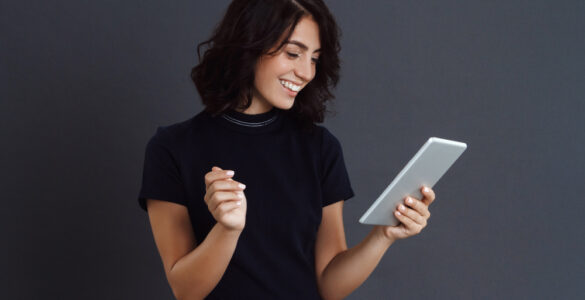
[226,170,234,176]
[238,193,244,199]
[424,187,430,192]
[407,198,413,204]
[399,204,406,211]
[396,211,401,216]
[236,201,242,205]
[238,183,246,189]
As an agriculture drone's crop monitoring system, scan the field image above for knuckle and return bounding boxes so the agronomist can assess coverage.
[211,181,223,191]
[413,202,420,211]
[207,185,216,196]
[208,196,218,208]
[409,209,418,219]
[218,202,229,213]
[216,204,227,215]
[215,204,223,215]
[212,192,225,205]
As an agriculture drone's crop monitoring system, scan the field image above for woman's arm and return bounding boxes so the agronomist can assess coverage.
[315,202,393,300]
[315,186,435,300]
[147,199,241,300]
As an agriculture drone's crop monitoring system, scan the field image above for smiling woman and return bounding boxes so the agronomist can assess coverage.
[137,0,435,299]
[191,0,341,131]
[249,16,321,112]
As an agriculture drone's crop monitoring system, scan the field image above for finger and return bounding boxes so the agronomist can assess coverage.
[207,192,246,212]
[205,178,245,205]
[398,203,426,225]
[404,196,430,218]
[212,166,234,182]
[214,199,242,216]
[394,210,420,234]
[420,186,436,206]
[209,190,245,211]
[206,179,246,200]
[205,167,235,189]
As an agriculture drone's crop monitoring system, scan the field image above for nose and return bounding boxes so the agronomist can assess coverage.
[294,56,314,83]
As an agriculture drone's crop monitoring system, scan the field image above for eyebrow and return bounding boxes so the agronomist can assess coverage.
[286,40,321,53]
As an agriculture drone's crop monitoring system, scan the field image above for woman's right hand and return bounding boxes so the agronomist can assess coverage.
[203,166,247,232]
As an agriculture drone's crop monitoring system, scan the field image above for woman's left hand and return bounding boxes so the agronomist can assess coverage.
[379,185,435,241]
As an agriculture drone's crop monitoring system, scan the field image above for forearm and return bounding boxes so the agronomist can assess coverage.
[318,226,394,300]
[168,223,241,300]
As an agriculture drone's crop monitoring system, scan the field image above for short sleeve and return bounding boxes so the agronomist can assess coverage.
[320,127,355,207]
[137,127,186,211]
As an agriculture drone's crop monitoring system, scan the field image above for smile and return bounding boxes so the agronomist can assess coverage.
[280,80,301,92]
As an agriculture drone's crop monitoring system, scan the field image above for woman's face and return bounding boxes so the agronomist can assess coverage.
[245,16,321,114]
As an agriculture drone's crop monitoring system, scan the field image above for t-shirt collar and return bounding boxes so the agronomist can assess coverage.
[222,107,280,128]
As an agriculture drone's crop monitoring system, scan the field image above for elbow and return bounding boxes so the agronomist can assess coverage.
[319,290,343,300]
[167,277,187,300]
[170,284,206,300]
[317,279,343,300]
[318,275,349,300]
[168,271,206,300]
[170,287,184,300]
[319,291,343,300]
[167,269,185,300]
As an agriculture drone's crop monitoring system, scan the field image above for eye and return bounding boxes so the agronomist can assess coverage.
[287,51,319,65]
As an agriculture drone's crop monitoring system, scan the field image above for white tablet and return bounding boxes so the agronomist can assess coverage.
[359,137,467,226]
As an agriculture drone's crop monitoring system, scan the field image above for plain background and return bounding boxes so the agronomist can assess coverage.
[2,0,584,299]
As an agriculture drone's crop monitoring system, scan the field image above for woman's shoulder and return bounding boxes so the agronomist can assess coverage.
[312,124,346,156]
[312,124,339,142]
[147,109,209,146]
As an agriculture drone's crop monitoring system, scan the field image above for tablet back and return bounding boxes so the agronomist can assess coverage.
[359,137,467,226]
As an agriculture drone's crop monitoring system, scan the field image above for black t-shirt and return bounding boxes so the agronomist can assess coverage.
[137,106,355,299]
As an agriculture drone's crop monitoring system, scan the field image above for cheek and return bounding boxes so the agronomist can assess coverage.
[257,61,283,80]
[272,58,293,74]
[254,68,271,90]
[254,57,294,92]
[262,63,288,85]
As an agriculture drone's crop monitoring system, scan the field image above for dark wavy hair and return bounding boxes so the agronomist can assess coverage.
[191,0,342,130]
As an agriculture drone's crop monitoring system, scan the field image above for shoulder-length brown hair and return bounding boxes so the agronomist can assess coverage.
[191,0,342,130]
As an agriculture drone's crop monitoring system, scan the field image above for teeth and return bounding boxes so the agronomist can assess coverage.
[280,80,301,92]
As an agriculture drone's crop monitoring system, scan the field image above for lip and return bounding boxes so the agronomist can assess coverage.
[281,81,298,97]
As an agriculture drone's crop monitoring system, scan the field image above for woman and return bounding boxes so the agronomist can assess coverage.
[138,0,435,299]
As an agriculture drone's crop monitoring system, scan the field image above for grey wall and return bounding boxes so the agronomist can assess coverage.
[1,0,583,299]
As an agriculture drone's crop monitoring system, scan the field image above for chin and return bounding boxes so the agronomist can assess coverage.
[272,101,294,111]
